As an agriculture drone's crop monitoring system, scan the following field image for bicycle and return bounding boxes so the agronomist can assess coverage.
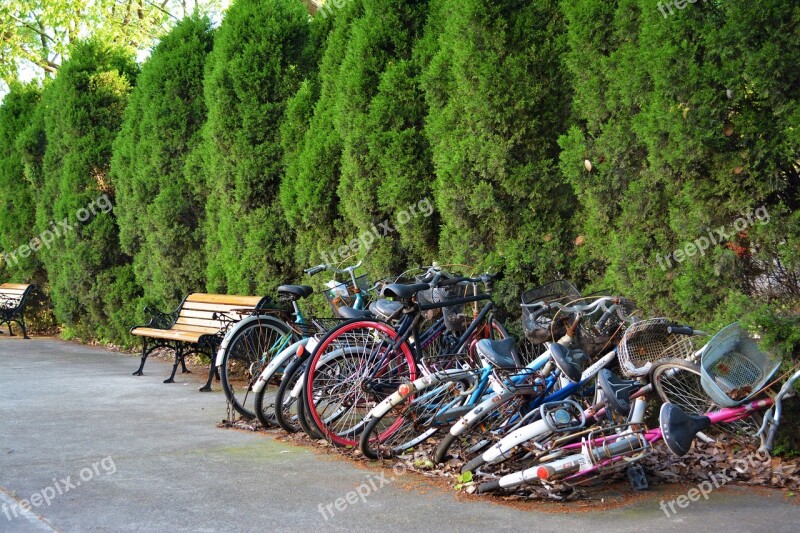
[302,269,509,447]
[252,261,374,429]
[270,266,445,436]
[216,261,371,420]
[431,289,638,466]
[356,282,588,460]
[474,321,770,494]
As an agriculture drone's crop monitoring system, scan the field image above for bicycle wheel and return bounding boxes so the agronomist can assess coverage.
[650,357,762,443]
[359,375,473,460]
[304,320,418,447]
[271,354,322,439]
[220,317,296,420]
[433,393,526,464]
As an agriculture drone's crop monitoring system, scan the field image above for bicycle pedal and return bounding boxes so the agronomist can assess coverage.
[627,464,648,491]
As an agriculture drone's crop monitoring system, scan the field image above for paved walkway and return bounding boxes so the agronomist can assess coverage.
[0,337,797,532]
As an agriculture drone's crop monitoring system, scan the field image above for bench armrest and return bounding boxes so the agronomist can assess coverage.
[137,305,179,330]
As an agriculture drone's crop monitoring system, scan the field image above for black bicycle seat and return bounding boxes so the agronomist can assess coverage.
[337,306,373,319]
[277,285,313,300]
[369,299,405,322]
[550,344,586,383]
[476,337,521,370]
[598,369,641,416]
[381,283,430,300]
[660,402,711,457]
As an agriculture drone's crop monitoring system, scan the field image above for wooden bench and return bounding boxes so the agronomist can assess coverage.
[0,283,34,339]
[131,293,271,391]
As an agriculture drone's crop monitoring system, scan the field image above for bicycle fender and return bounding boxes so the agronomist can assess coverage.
[252,338,310,393]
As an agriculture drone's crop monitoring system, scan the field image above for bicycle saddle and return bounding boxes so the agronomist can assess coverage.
[550,344,586,383]
[337,306,373,319]
[659,402,711,457]
[598,368,641,416]
[369,299,405,322]
[277,285,313,300]
[381,283,429,300]
[476,337,521,370]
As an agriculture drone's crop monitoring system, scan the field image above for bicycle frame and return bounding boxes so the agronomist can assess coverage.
[361,292,496,386]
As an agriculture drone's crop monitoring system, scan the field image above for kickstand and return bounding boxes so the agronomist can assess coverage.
[627,464,649,490]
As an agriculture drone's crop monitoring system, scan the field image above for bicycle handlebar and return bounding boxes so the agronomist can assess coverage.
[304,264,326,276]
[304,260,363,276]
[667,325,707,336]
[522,296,620,318]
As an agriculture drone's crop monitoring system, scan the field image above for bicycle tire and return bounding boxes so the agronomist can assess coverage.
[304,319,418,447]
[359,376,472,460]
[272,355,307,433]
[433,394,525,465]
[220,316,296,420]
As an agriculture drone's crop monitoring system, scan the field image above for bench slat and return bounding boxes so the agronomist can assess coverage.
[130,327,205,343]
[175,317,225,329]
[181,301,261,313]
[0,283,32,291]
[185,293,264,307]
[171,323,223,334]
[0,289,26,296]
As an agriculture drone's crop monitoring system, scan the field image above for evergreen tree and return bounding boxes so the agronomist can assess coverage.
[279,2,360,269]
[201,0,311,295]
[423,0,574,303]
[36,40,138,340]
[111,16,214,309]
[333,0,436,274]
[0,82,41,281]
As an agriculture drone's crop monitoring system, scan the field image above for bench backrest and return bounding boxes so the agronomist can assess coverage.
[171,293,270,336]
[0,283,33,310]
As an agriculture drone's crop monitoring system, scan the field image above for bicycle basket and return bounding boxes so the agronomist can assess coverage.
[324,274,371,314]
[700,323,781,407]
[520,280,581,344]
[574,297,638,358]
[417,281,473,334]
[616,318,697,377]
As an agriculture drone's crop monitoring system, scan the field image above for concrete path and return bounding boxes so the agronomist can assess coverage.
[0,337,797,532]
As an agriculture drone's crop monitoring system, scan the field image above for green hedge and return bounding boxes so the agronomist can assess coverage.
[0,1,796,359]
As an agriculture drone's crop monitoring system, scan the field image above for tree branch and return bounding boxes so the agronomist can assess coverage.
[143,0,179,21]
[18,45,59,74]
[9,14,56,44]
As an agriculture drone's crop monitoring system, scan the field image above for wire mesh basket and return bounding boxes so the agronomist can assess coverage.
[417,281,476,334]
[700,323,781,407]
[520,280,582,344]
[323,274,371,314]
[574,297,638,358]
[616,318,697,377]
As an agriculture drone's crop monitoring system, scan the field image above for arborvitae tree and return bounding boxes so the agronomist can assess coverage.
[36,40,138,341]
[111,16,214,310]
[280,3,360,269]
[422,0,574,303]
[0,82,41,281]
[559,0,800,352]
[201,0,311,295]
[332,0,436,275]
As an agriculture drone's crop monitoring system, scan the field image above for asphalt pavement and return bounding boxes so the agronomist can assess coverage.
[0,337,797,532]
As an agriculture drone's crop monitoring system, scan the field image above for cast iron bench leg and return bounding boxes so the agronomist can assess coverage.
[133,338,148,376]
[199,359,216,392]
[164,344,182,384]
